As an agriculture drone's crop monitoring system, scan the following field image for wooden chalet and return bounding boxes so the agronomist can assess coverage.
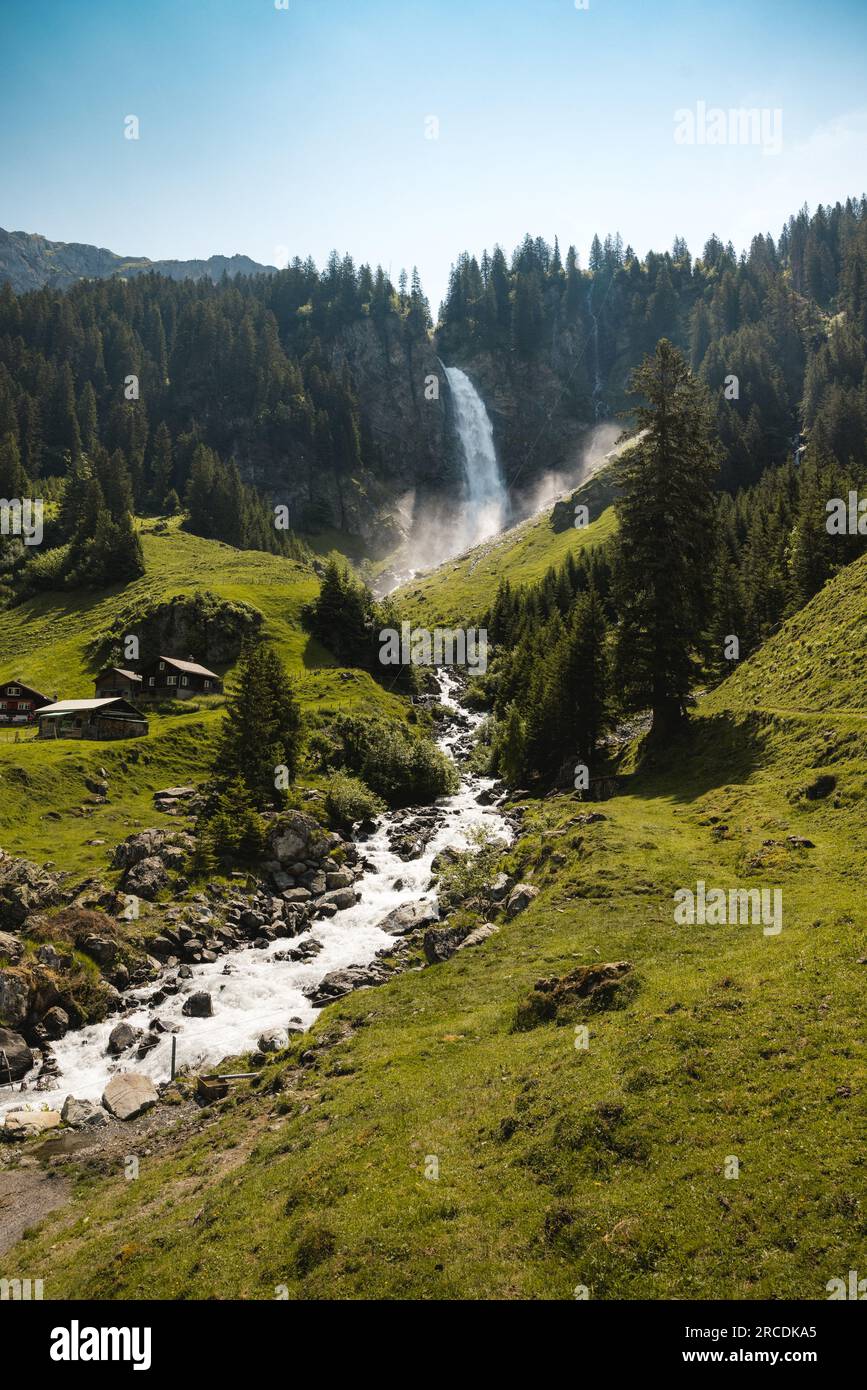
[94,667,144,700]
[0,680,52,726]
[37,697,148,741]
[139,655,222,700]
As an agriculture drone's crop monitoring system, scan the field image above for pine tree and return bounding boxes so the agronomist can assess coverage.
[0,432,26,497]
[613,340,721,738]
[215,642,303,807]
[150,422,174,510]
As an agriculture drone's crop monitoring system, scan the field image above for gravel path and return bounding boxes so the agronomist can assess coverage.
[0,1166,71,1257]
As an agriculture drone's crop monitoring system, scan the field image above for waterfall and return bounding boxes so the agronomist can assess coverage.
[586,286,605,421]
[443,365,509,549]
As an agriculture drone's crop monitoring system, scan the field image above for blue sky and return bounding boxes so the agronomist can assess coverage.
[2,0,867,310]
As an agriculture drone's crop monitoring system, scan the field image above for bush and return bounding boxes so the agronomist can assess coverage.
[325,771,385,829]
[319,713,458,808]
[206,778,268,859]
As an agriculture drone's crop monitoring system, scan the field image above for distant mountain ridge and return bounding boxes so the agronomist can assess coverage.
[0,227,277,293]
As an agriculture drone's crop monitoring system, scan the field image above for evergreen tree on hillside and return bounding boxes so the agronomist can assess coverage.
[0,432,26,497]
[150,422,174,510]
[215,642,303,808]
[613,339,721,738]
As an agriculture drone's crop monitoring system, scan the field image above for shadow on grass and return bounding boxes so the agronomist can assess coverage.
[623,710,773,804]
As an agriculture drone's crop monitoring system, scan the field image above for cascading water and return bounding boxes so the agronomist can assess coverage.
[1,675,511,1114]
[586,286,605,421]
[443,365,509,550]
[372,365,510,595]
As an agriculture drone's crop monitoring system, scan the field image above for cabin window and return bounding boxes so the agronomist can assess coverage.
[149,676,155,686]
[158,661,165,671]
[167,675,177,686]
[181,676,188,686]
[8,686,20,696]
[204,680,211,689]
[18,702,28,711]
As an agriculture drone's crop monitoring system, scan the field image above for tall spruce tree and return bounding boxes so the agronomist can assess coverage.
[215,641,303,807]
[613,339,720,737]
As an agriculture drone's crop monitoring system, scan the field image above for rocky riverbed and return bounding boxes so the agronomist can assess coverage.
[1,672,519,1130]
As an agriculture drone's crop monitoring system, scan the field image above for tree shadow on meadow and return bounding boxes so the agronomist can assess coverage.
[621,710,774,805]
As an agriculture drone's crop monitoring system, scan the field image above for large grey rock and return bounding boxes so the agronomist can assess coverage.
[41,1006,70,1040]
[0,1026,33,1080]
[317,888,357,912]
[0,850,64,927]
[123,856,168,900]
[0,930,24,964]
[258,1028,288,1053]
[506,883,539,917]
[102,1072,159,1121]
[182,990,213,1018]
[3,1108,62,1138]
[325,869,353,891]
[0,969,30,1028]
[375,900,439,937]
[423,924,472,964]
[459,923,499,950]
[305,963,390,1007]
[107,1021,140,1055]
[81,934,117,967]
[112,829,195,870]
[61,1095,107,1129]
[270,811,321,865]
[489,872,513,902]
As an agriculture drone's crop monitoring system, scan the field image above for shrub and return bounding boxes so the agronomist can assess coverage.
[315,713,458,808]
[325,771,385,829]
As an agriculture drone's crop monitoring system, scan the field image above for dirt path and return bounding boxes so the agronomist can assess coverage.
[0,1166,71,1256]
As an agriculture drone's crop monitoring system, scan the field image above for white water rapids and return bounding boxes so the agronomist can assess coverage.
[2,673,510,1114]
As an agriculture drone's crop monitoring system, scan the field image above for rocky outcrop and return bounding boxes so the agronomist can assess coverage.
[0,850,65,928]
[0,968,30,1028]
[0,1026,33,1080]
[506,883,539,917]
[514,961,635,1030]
[111,828,194,900]
[423,921,498,964]
[112,829,195,871]
[93,590,263,674]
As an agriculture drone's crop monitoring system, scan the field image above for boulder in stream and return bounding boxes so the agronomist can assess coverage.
[375,900,439,936]
[102,1072,159,1121]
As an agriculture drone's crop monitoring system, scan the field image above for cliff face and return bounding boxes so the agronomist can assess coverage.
[0,228,276,294]
[258,318,462,549]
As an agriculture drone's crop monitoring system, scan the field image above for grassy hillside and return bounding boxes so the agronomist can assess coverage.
[0,519,406,872]
[396,506,616,625]
[6,550,866,1300]
[703,551,867,716]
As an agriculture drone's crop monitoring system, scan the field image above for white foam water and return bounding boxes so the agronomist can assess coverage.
[2,673,509,1112]
[443,365,509,550]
